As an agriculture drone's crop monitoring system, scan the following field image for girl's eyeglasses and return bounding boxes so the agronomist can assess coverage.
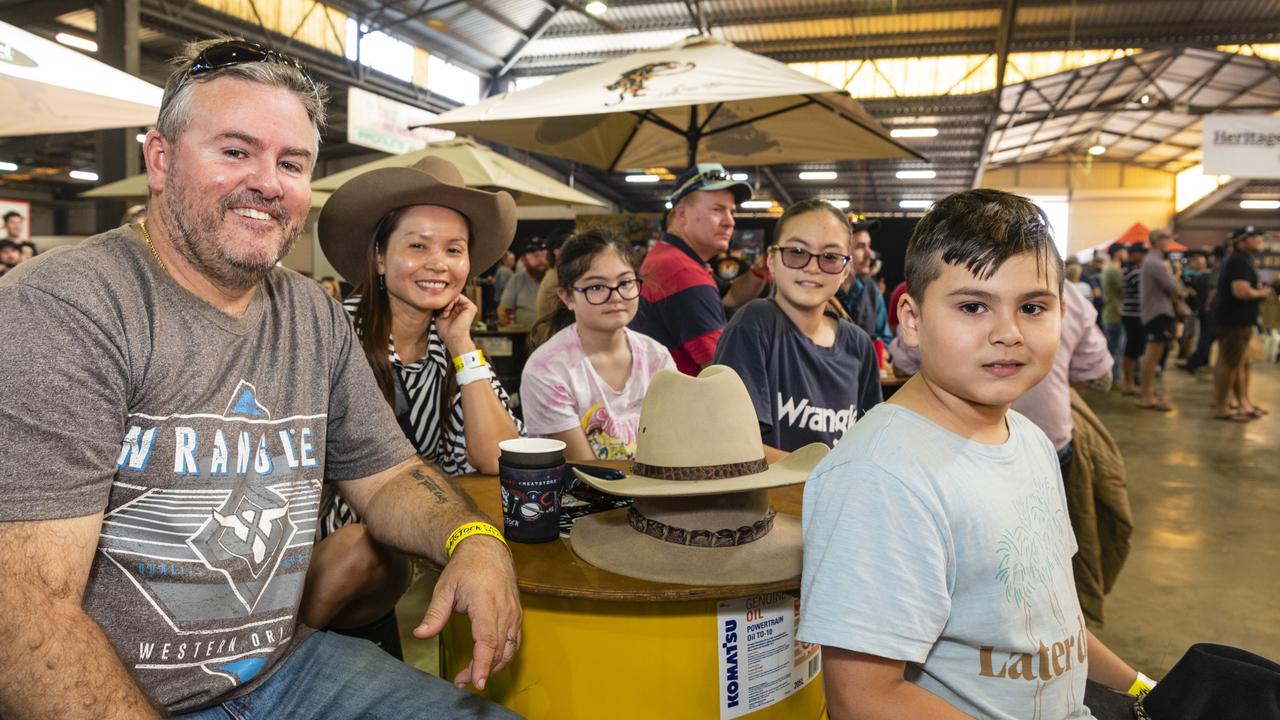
[571,279,643,305]
[770,246,851,274]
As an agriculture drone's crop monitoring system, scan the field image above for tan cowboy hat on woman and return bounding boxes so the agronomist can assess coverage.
[569,365,829,586]
[317,155,517,281]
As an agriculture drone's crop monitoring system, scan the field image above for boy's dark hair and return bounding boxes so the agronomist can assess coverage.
[3,211,20,222]
[772,198,853,248]
[905,189,1063,304]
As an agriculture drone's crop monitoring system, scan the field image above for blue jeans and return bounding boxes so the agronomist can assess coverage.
[1102,322,1125,381]
[175,631,521,720]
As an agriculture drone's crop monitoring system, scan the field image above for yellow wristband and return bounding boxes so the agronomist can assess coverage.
[1127,672,1156,697]
[445,521,506,558]
[452,349,487,372]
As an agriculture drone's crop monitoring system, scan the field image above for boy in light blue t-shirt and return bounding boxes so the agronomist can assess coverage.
[797,190,1149,719]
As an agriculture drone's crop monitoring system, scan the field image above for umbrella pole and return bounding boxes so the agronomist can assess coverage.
[686,106,700,167]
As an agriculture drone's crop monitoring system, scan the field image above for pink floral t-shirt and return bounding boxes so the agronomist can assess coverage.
[521,325,675,459]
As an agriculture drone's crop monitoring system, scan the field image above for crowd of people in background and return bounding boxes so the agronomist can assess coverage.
[1079,225,1277,422]
[0,211,36,277]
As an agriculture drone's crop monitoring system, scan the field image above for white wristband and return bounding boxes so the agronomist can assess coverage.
[455,364,493,387]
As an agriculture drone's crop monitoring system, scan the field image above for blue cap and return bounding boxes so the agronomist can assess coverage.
[669,163,752,206]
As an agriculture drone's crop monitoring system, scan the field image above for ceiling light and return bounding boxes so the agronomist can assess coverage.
[136,133,147,143]
[664,201,673,209]
[0,162,16,172]
[1240,200,1280,210]
[798,171,837,181]
[890,128,939,138]
[741,200,774,209]
[825,200,850,209]
[69,170,99,182]
[625,174,660,183]
[1088,145,1107,156]
[731,172,748,182]
[896,170,937,180]
[899,199,933,209]
[56,33,98,53]
[585,1,608,16]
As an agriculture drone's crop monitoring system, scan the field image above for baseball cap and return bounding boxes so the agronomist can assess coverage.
[519,236,548,255]
[1228,225,1265,243]
[1128,241,1148,253]
[849,212,880,233]
[669,163,752,206]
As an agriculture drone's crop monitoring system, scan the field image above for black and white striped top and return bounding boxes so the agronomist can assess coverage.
[320,295,521,537]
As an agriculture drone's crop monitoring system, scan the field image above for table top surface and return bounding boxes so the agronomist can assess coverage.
[452,468,803,603]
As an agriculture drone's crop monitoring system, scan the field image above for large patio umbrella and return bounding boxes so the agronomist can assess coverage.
[310,137,605,207]
[81,174,331,209]
[0,21,161,136]
[414,36,922,171]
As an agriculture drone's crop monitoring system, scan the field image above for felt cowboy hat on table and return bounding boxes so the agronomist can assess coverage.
[317,155,517,283]
[1132,643,1280,720]
[569,365,828,586]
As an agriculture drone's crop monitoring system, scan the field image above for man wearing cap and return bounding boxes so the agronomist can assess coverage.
[837,216,891,344]
[1100,241,1128,381]
[0,239,19,276]
[1119,241,1148,394]
[630,163,757,375]
[1213,226,1274,421]
[0,38,519,719]
[499,235,549,327]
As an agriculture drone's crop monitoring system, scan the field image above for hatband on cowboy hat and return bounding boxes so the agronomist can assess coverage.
[567,365,829,586]
[570,491,804,586]
[317,155,517,283]
[572,365,828,498]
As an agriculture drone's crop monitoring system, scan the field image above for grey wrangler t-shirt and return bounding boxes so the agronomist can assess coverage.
[0,226,415,713]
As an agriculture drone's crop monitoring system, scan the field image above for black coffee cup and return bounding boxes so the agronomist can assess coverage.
[498,438,566,543]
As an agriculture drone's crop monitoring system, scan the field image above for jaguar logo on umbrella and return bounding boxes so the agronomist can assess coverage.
[604,61,695,106]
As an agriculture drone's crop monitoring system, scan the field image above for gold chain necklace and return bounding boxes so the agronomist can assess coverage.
[138,219,167,273]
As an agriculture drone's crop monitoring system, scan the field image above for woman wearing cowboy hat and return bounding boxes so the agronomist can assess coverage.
[305,156,522,655]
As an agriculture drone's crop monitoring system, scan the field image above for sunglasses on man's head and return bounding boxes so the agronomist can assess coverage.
[188,40,317,95]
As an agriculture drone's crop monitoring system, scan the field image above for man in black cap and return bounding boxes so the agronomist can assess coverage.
[1213,225,1273,421]
[838,214,891,344]
[630,162,754,375]
[498,235,549,326]
[0,239,19,276]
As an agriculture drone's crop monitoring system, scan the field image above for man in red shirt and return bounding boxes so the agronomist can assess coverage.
[631,163,754,374]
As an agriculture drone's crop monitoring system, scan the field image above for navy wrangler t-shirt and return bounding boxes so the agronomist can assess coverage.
[714,298,883,451]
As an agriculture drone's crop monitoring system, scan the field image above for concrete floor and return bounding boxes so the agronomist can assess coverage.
[395,362,1280,682]
[1088,361,1280,676]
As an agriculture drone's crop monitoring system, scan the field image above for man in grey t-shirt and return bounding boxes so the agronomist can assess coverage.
[0,40,519,719]
[1137,230,1180,412]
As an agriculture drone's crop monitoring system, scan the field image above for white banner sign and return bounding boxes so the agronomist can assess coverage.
[346,86,454,155]
[1202,114,1280,178]
[716,591,821,719]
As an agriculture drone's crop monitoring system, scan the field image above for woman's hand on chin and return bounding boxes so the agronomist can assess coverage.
[437,294,479,356]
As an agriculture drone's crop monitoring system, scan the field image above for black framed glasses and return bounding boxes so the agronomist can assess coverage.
[572,279,643,305]
[771,245,851,274]
[188,40,317,95]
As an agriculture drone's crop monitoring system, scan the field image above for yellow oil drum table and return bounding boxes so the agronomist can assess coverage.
[440,474,826,720]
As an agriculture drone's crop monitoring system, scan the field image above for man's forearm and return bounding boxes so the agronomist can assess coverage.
[359,463,490,565]
[0,599,161,719]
